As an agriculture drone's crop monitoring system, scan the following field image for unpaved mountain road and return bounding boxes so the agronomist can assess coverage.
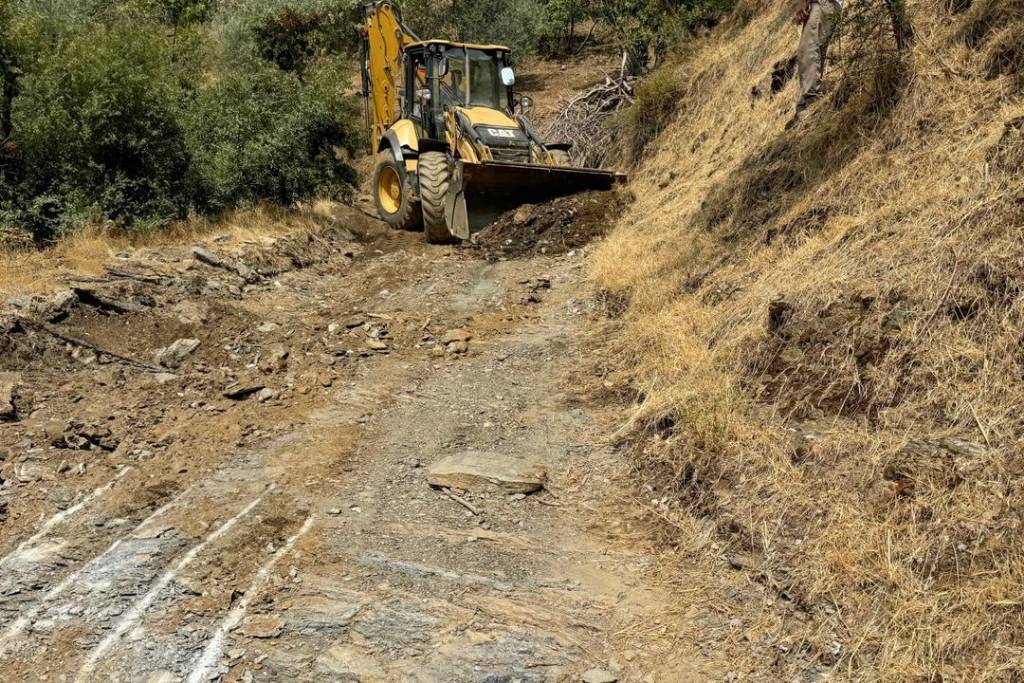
[0,208,745,682]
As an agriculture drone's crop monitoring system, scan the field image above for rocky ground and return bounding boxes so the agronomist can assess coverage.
[0,199,782,682]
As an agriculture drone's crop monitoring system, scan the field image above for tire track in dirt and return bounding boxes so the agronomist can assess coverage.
[0,483,195,652]
[184,515,316,683]
[0,467,132,570]
[73,489,272,681]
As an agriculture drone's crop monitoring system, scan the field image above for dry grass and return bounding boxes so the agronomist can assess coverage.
[590,0,1024,679]
[0,200,347,299]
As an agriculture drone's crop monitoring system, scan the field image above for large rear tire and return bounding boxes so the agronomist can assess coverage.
[417,151,455,244]
[373,151,421,231]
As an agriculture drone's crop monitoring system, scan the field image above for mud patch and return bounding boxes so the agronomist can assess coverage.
[470,191,626,261]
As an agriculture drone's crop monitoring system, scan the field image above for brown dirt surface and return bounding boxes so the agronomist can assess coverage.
[0,201,794,682]
[470,191,627,261]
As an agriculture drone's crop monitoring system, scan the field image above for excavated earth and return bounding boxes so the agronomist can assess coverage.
[0,201,783,682]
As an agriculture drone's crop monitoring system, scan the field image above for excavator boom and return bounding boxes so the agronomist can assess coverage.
[360,2,418,149]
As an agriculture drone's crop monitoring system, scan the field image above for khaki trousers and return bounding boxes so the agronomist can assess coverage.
[797,0,841,111]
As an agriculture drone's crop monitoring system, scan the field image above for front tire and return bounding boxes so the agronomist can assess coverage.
[417,151,454,244]
[373,151,421,231]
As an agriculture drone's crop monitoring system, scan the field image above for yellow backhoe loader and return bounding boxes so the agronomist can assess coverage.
[359,1,624,243]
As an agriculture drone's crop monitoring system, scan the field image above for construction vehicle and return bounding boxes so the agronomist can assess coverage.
[359,1,624,243]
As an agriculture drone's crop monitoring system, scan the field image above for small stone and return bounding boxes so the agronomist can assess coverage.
[43,419,66,447]
[581,669,618,683]
[223,384,265,401]
[155,338,200,369]
[256,388,278,403]
[173,301,209,326]
[0,372,19,420]
[513,204,535,226]
[366,340,388,352]
[430,345,445,357]
[327,323,340,334]
[238,614,284,639]
[257,322,279,333]
[260,344,290,372]
[15,462,53,483]
[154,373,178,385]
[447,341,469,355]
[441,328,473,344]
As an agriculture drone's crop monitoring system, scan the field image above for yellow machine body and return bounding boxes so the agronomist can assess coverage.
[359,1,624,242]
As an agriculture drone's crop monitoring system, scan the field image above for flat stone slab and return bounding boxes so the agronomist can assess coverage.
[427,451,546,494]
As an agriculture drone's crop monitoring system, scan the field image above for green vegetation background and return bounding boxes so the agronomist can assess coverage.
[0,0,731,243]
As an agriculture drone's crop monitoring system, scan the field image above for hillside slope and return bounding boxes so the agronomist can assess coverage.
[592,0,1024,679]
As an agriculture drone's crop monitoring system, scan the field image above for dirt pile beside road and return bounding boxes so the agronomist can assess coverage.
[470,190,626,261]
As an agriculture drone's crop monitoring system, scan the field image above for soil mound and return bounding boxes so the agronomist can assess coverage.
[471,191,626,261]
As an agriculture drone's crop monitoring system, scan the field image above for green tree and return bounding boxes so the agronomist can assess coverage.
[11,20,191,236]
[0,0,18,140]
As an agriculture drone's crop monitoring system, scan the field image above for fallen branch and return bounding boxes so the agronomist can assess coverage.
[19,318,164,373]
[544,71,636,169]
[441,487,481,516]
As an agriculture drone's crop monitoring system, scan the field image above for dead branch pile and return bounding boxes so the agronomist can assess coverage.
[545,73,635,169]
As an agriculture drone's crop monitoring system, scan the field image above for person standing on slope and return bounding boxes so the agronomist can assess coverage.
[792,0,842,123]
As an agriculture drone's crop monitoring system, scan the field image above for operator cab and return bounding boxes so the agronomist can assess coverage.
[399,40,527,151]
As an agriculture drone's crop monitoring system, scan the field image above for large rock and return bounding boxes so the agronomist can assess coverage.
[0,372,18,421]
[155,338,200,369]
[427,451,546,494]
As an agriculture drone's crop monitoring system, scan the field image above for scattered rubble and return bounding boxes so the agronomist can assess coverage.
[192,246,258,283]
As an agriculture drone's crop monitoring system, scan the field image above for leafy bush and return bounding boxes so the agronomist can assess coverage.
[184,60,358,212]
[0,0,362,242]
[251,5,356,76]
[10,21,192,238]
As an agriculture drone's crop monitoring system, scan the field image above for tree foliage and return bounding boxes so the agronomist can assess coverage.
[0,0,361,241]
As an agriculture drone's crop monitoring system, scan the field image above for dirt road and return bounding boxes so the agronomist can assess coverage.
[0,205,741,682]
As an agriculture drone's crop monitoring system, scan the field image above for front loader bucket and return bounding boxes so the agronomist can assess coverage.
[445,161,626,238]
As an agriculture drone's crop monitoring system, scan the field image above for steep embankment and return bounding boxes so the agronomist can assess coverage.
[592,0,1023,680]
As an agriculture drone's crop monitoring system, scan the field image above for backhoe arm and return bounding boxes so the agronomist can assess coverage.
[360,1,418,150]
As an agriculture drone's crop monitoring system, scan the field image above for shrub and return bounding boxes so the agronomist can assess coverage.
[183,59,359,213]
[251,5,356,77]
[10,20,191,239]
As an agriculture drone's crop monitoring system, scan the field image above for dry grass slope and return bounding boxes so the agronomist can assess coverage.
[591,0,1024,679]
